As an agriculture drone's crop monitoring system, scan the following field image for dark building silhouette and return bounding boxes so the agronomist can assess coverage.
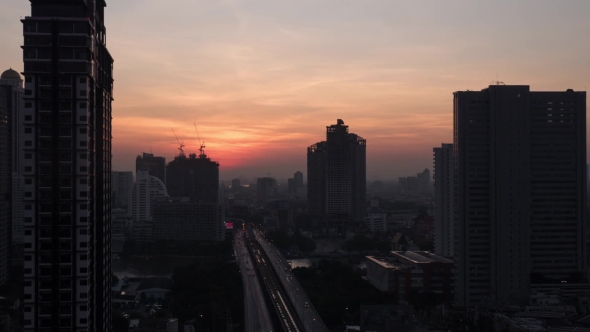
[0,81,10,286]
[231,178,241,191]
[294,171,303,186]
[417,168,430,192]
[454,85,587,306]
[21,1,114,331]
[307,119,366,234]
[257,177,278,202]
[166,153,219,203]
[136,152,166,185]
[288,171,304,196]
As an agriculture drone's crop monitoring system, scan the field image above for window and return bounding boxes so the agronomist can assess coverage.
[25,77,32,83]
[25,217,32,223]
[24,243,32,249]
[80,216,87,223]
[24,141,32,147]
[25,204,32,210]
[25,255,32,261]
[25,127,32,134]
[80,191,87,198]
[25,90,32,95]
[25,166,32,172]
[80,292,88,299]
[80,166,87,172]
[80,128,87,134]
[80,178,87,185]
[25,115,32,121]
[25,179,32,185]
[80,153,87,159]
[79,77,86,84]
[24,320,32,326]
[80,318,88,324]
[80,305,87,311]
[80,141,87,147]
[24,268,32,274]
[79,279,87,286]
[79,228,87,235]
[80,242,87,248]
[80,254,87,260]
[80,267,87,273]
[79,115,87,121]
[79,90,87,97]
[80,204,87,210]
[79,102,87,109]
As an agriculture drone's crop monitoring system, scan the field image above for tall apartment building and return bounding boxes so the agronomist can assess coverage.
[307,119,366,233]
[136,152,166,185]
[433,144,453,258]
[21,1,114,330]
[128,171,168,243]
[112,171,133,208]
[257,177,278,202]
[166,153,219,203]
[0,76,12,285]
[454,85,587,307]
[153,198,225,242]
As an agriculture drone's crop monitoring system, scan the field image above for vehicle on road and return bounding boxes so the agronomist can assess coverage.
[304,301,309,308]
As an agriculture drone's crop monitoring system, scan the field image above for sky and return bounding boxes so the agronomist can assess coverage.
[1,0,589,182]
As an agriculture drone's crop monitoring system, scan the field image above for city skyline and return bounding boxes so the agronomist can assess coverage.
[1,1,590,180]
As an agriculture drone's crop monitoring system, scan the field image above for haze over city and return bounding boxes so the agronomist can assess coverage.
[2,0,589,180]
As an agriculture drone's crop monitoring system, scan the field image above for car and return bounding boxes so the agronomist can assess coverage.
[304,302,309,308]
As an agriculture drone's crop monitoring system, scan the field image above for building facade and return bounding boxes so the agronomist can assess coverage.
[112,171,133,208]
[257,177,278,202]
[454,85,587,307]
[21,0,114,330]
[166,153,219,203]
[128,171,168,243]
[0,78,11,285]
[307,119,366,233]
[136,152,166,185]
[433,143,454,258]
[152,198,225,242]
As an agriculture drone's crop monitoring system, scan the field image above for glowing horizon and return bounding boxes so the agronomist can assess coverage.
[1,0,589,181]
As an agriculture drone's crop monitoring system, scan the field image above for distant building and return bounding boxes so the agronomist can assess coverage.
[433,144,453,257]
[364,213,387,233]
[153,198,225,242]
[453,85,587,306]
[365,251,453,303]
[398,176,419,193]
[129,171,169,243]
[288,171,305,198]
[257,177,278,202]
[112,208,130,254]
[136,152,166,185]
[112,171,134,208]
[417,168,431,192]
[307,119,366,233]
[294,171,303,186]
[166,153,219,204]
[231,178,241,190]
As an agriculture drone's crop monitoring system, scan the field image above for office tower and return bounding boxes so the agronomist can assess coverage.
[433,144,453,258]
[417,168,431,192]
[257,177,278,202]
[112,171,133,208]
[153,198,225,242]
[231,178,241,191]
[136,152,166,185]
[454,85,587,306]
[128,171,168,243]
[294,171,303,186]
[166,153,219,203]
[307,119,366,233]
[21,1,114,330]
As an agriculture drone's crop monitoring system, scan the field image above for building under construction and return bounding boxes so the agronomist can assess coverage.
[166,152,220,204]
[307,119,366,236]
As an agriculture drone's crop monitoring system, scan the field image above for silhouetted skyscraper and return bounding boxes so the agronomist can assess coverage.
[294,171,303,186]
[257,177,278,202]
[454,85,587,306]
[21,0,114,330]
[0,76,12,285]
[136,152,166,185]
[112,171,133,208]
[307,119,366,233]
[433,144,453,258]
[166,153,219,203]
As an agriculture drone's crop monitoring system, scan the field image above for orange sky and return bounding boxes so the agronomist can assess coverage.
[1,1,589,181]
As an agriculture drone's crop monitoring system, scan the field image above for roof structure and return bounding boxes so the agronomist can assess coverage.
[1,68,20,80]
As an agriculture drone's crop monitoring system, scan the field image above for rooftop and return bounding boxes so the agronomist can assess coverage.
[391,251,453,264]
[366,256,399,269]
[1,68,20,80]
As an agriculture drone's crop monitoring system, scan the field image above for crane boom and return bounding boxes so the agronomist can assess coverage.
[171,128,185,155]
[193,122,206,156]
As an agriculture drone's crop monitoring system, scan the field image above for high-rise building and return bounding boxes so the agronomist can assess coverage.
[417,168,431,192]
[257,177,278,202]
[128,171,168,243]
[166,153,219,203]
[454,85,587,307]
[0,79,11,285]
[307,119,366,233]
[21,1,114,330]
[1,68,25,274]
[153,198,225,242]
[294,171,303,186]
[112,171,133,208]
[231,178,241,191]
[136,152,166,185]
[433,144,453,258]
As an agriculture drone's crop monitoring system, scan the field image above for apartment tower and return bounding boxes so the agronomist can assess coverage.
[433,143,453,258]
[21,0,114,330]
[307,119,366,234]
[454,85,586,306]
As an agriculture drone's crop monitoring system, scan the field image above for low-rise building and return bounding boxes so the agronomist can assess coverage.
[366,251,453,303]
[137,278,172,301]
[364,213,387,233]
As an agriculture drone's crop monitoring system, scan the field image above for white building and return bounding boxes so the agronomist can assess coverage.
[433,143,453,258]
[364,213,387,233]
[129,171,168,243]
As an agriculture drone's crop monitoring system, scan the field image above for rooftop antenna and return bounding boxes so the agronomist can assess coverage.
[194,122,206,157]
[171,128,185,156]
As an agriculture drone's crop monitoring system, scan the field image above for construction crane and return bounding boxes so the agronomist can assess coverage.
[171,128,185,156]
[194,122,206,157]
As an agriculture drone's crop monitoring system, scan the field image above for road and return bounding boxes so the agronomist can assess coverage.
[254,230,329,332]
[235,229,274,332]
